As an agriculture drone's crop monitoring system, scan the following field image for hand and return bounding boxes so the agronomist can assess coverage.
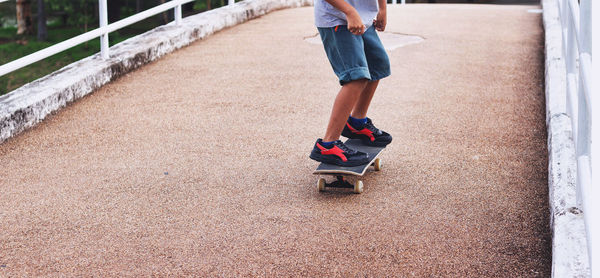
[346,10,365,35]
[373,10,387,31]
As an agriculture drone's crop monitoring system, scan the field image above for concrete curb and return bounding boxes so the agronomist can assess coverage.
[0,0,312,143]
[541,0,590,276]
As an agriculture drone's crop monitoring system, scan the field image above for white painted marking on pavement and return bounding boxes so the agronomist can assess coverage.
[305,32,425,51]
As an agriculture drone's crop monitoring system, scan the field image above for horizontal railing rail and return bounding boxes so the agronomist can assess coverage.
[556,0,595,274]
[0,0,235,77]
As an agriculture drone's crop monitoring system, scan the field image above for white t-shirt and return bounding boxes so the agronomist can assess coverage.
[314,0,379,28]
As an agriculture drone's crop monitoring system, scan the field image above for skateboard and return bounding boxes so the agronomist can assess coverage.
[313,139,385,194]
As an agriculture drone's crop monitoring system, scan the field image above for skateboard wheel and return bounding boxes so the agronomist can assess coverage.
[317,178,326,192]
[374,158,382,171]
[353,180,364,194]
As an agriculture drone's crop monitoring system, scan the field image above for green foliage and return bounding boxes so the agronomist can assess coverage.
[0,23,147,95]
[0,0,239,95]
[0,0,16,28]
[194,0,207,11]
[46,0,98,30]
[0,25,96,95]
[194,0,235,12]
[120,4,135,19]
[0,27,17,38]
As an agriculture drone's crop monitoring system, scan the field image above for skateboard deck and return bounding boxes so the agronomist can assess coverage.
[313,139,385,194]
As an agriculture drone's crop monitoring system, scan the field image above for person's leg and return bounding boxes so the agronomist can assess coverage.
[341,78,392,146]
[350,25,390,120]
[337,26,392,147]
[323,79,368,142]
[310,26,372,166]
[351,80,379,119]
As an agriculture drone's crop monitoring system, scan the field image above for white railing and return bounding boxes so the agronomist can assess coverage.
[0,0,237,77]
[556,0,596,275]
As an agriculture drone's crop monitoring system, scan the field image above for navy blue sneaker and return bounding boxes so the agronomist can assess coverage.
[341,118,392,147]
[309,139,370,167]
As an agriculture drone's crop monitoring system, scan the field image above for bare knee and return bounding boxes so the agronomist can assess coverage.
[343,79,369,90]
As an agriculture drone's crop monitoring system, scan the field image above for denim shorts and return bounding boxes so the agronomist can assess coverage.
[318,25,391,86]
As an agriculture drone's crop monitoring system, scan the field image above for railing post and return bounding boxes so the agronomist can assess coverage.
[560,0,569,56]
[578,0,595,274]
[98,0,109,59]
[579,0,591,54]
[402,0,406,4]
[566,7,578,147]
[392,0,397,4]
[175,3,182,25]
[229,0,234,6]
[590,0,599,273]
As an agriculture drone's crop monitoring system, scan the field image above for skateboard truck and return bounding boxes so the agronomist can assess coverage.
[317,175,365,194]
[329,176,354,188]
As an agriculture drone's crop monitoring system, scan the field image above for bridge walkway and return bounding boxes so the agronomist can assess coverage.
[0,4,550,276]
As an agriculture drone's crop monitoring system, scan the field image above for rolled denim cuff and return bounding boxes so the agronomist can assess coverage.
[338,67,371,86]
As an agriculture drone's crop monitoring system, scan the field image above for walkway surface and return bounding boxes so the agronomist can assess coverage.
[0,4,550,276]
